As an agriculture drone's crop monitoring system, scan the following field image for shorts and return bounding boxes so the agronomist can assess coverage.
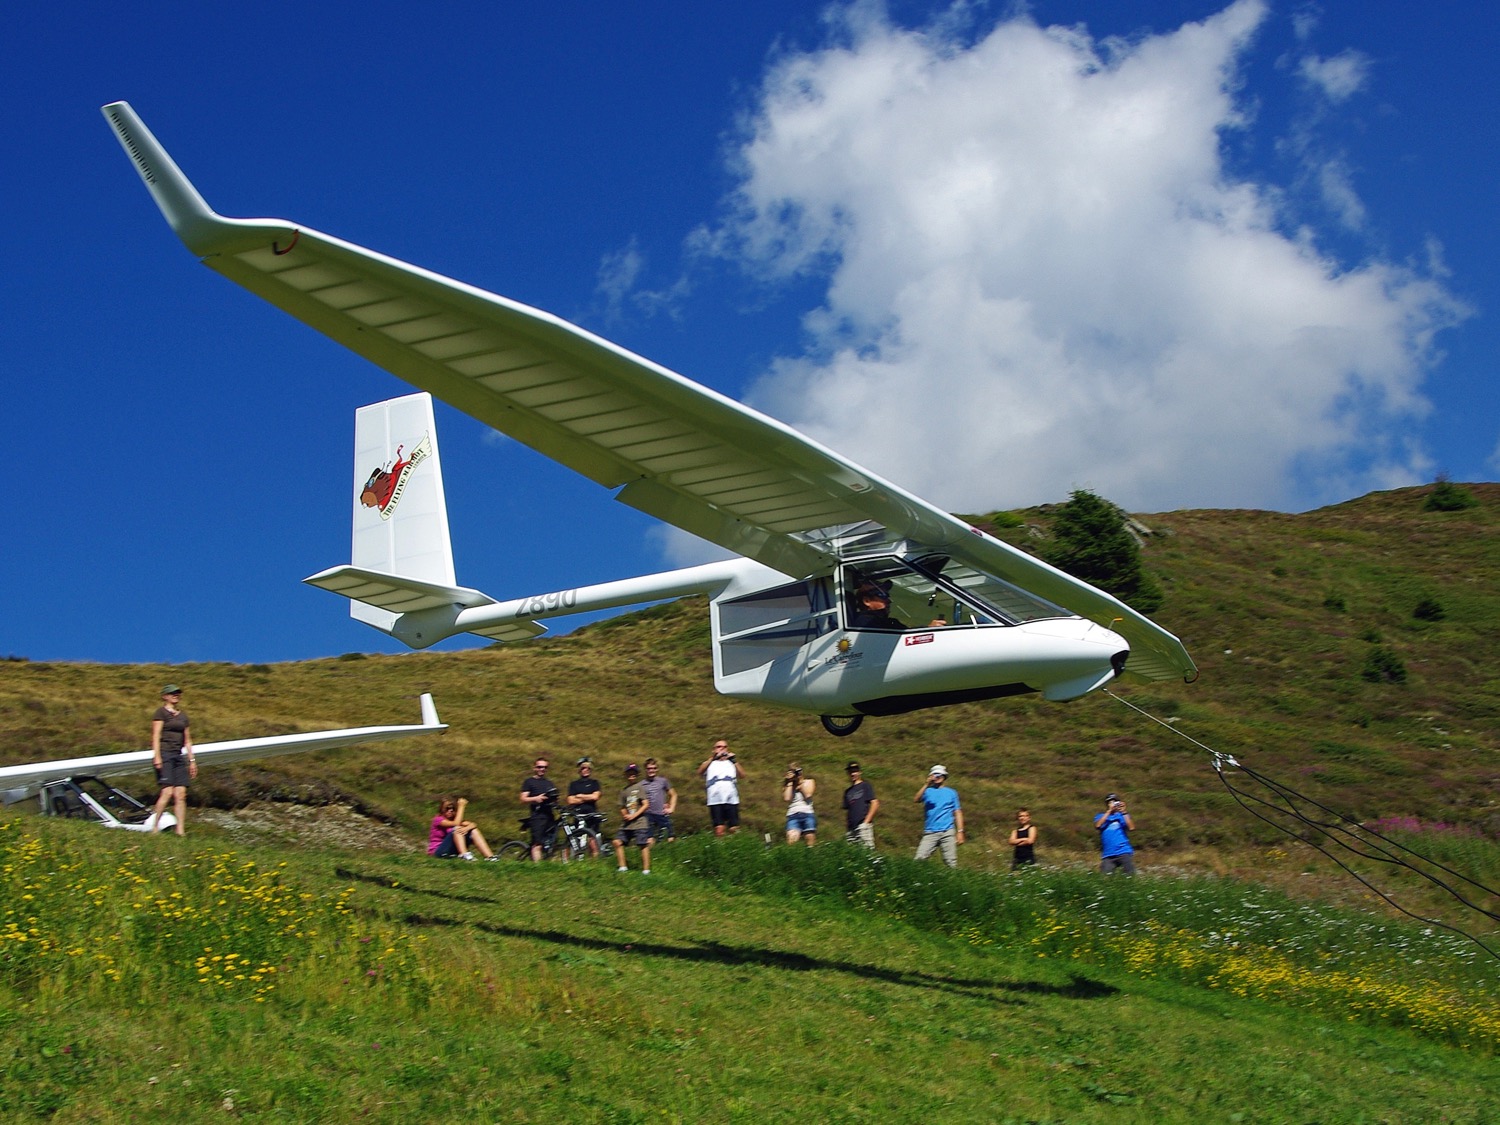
[647,812,674,840]
[614,827,652,848]
[528,816,557,847]
[846,823,875,848]
[709,803,740,829]
[786,812,816,834]
[432,830,461,858]
[156,756,191,788]
[915,828,958,868]
[1100,853,1136,875]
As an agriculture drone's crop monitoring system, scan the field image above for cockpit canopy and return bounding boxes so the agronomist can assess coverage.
[713,548,1076,677]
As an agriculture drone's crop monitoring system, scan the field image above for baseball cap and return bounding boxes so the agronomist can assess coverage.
[845,761,861,772]
[161,684,183,696]
[929,765,948,777]
[624,763,640,775]
[576,757,592,767]
[1107,793,1119,802]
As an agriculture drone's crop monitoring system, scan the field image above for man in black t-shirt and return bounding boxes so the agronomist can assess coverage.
[842,761,880,849]
[519,757,560,861]
[567,758,604,857]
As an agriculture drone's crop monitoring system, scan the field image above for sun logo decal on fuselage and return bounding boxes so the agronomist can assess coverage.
[359,433,431,520]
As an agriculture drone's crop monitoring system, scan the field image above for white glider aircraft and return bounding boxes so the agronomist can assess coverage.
[1,694,446,830]
[103,101,1195,736]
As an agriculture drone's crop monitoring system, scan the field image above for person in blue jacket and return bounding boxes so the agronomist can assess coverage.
[1094,793,1136,875]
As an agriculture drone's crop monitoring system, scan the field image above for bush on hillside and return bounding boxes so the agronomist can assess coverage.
[1041,489,1164,614]
[1361,648,1408,684]
[1424,478,1479,512]
[1413,598,1446,622]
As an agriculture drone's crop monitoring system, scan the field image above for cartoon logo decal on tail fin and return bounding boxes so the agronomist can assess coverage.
[359,433,431,520]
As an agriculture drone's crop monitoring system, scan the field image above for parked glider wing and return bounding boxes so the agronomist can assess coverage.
[103,101,1195,684]
[0,694,446,804]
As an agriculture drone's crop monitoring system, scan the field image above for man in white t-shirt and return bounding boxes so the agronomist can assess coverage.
[696,739,747,836]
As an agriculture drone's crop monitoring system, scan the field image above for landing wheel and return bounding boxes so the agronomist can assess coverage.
[820,714,864,737]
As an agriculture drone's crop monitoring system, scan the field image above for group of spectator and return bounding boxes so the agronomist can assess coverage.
[134,680,1134,874]
[511,755,676,872]
[428,741,1137,875]
[775,761,1131,876]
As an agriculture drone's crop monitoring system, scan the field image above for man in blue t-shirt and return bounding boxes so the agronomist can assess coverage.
[1094,793,1136,875]
[913,765,964,867]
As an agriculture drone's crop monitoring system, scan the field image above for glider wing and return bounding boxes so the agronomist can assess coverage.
[0,694,446,804]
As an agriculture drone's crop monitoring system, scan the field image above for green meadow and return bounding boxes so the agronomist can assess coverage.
[3,821,1498,1123]
[3,482,1500,1121]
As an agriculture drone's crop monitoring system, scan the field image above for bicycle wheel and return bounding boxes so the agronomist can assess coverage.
[497,840,529,861]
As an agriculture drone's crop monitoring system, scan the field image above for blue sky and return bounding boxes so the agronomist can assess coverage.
[3,1,1495,665]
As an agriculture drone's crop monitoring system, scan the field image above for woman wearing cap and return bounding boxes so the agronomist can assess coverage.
[148,684,194,835]
[782,762,817,846]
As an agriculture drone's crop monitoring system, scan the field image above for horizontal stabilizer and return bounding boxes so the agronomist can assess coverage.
[304,566,547,644]
[306,565,497,614]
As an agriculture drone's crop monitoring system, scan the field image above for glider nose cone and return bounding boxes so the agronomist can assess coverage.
[1031,618,1131,702]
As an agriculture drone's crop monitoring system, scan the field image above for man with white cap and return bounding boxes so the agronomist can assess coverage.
[912,765,964,867]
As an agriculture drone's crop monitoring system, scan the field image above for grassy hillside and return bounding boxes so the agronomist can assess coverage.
[3,483,1500,1121]
[3,483,1496,859]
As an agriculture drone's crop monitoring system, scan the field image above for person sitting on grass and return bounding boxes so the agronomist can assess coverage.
[429,796,497,860]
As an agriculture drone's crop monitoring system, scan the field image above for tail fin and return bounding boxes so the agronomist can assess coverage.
[349,392,456,631]
[308,393,514,648]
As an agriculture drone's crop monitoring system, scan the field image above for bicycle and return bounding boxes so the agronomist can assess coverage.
[497,809,609,862]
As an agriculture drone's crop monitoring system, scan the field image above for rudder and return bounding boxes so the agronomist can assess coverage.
[350,393,456,631]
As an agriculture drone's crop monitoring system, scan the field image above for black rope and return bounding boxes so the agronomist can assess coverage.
[1104,689,1500,963]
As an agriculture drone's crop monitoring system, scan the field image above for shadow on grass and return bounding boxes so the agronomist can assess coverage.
[336,866,1116,1004]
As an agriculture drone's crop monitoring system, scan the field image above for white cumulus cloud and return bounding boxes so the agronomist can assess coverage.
[1298,49,1371,103]
[708,0,1465,513]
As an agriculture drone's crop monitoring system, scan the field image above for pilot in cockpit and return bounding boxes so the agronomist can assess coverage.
[849,580,904,631]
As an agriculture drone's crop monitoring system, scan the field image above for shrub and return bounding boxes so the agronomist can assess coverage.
[1361,648,1407,684]
[1413,598,1445,622]
[1040,489,1164,614]
[1423,479,1479,512]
